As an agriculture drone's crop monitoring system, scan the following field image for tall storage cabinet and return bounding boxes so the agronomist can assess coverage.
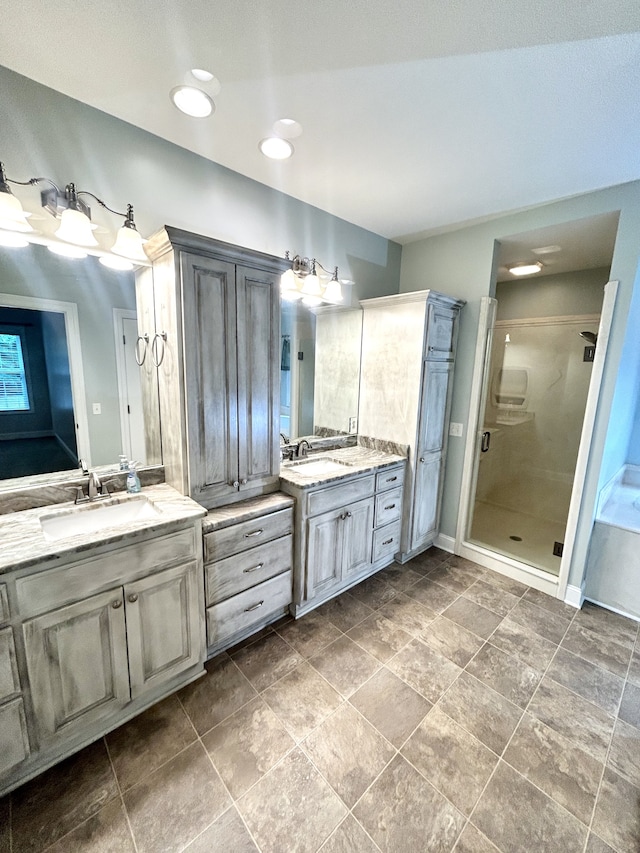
[138,227,286,509]
[358,291,464,560]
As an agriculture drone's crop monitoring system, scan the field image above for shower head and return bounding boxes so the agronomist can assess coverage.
[579,331,598,345]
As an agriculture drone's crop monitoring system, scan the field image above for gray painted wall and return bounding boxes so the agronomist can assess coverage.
[495,267,610,321]
[400,183,640,593]
[2,65,401,305]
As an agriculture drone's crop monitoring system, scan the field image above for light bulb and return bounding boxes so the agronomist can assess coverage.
[301,273,322,297]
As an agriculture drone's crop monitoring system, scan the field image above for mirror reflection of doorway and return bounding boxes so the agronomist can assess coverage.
[465,213,618,577]
[0,305,78,478]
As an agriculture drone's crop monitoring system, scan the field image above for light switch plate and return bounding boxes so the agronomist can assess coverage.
[449,422,463,437]
[92,403,101,415]
[349,417,358,434]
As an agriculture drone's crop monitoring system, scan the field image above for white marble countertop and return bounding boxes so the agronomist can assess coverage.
[0,484,206,574]
[279,446,406,490]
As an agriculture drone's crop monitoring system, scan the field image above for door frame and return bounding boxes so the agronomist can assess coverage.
[0,291,90,464]
[455,282,618,601]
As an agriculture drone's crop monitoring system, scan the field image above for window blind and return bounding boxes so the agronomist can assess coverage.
[0,332,30,411]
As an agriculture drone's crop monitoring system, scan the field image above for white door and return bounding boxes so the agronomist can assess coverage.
[114,310,146,464]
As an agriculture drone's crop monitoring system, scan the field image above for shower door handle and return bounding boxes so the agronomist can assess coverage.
[481,431,491,453]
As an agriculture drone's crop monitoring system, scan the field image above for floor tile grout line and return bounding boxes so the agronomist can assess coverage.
[102,735,140,853]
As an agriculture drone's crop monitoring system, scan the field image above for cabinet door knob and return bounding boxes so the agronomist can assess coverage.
[240,478,248,485]
[128,593,139,603]
[244,600,264,612]
[345,511,352,518]
[111,599,122,609]
[244,529,264,538]
[419,457,425,463]
[230,480,240,488]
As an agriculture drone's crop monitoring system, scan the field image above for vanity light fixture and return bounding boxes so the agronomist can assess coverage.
[507,261,543,277]
[281,253,347,305]
[0,160,147,264]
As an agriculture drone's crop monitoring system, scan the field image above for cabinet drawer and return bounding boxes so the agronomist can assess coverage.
[206,570,292,647]
[0,698,30,775]
[206,534,292,605]
[0,627,20,702]
[306,475,375,517]
[16,527,197,619]
[373,521,401,563]
[374,487,403,528]
[204,508,293,563]
[375,467,404,493]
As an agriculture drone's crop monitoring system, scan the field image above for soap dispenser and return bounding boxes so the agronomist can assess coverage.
[126,461,141,494]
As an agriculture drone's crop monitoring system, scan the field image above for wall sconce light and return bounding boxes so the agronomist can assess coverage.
[0,160,147,269]
[281,253,348,305]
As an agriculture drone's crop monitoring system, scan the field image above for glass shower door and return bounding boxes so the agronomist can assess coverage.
[467,315,599,575]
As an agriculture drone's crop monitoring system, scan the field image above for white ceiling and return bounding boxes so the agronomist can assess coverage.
[2,1,640,243]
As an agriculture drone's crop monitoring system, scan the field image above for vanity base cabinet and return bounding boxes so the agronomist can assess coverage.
[283,462,405,618]
[203,495,294,656]
[0,520,206,798]
[359,291,464,562]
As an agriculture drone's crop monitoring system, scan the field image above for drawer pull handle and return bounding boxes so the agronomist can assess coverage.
[244,529,264,538]
[111,599,122,609]
[384,503,396,510]
[243,563,264,574]
[245,600,264,612]
[128,593,139,603]
[382,538,394,546]
[386,476,398,482]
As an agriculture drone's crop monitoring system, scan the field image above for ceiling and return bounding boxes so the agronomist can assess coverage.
[2,1,640,243]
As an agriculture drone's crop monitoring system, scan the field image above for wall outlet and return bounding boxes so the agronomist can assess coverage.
[92,403,102,415]
[348,416,358,434]
[449,422,463,437]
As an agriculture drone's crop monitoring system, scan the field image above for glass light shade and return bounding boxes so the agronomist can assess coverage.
[170,86,214,118]
[111,224,147,262]
[322,279,343,304]
[0,229,29,248]
[301,272,322,297]
[99,254,134,272]
[302,294,323,307]
[259,138,294,160]
[280,268,298,293]
[55,208,98,247]
[0,191,32,232]
[47,241,88,259]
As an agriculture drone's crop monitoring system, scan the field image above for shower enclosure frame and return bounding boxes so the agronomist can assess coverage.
[455,281,618,603]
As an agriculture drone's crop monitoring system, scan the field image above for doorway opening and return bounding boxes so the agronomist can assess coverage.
[459,212,619,584]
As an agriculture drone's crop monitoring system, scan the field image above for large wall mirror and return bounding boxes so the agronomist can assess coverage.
[280,301,363,441]
[0,242,152,485]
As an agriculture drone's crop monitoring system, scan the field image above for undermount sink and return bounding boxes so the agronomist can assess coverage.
[284,456,351,477]
[40,495,162,542]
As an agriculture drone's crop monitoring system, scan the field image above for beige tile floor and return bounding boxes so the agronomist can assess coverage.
[2,548,640,853]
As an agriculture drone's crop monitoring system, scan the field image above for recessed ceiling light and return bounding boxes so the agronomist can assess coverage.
[531,245,562,255]
[191,68,214,82]
[170,85,215,118]
[507,262,543,277]
[273,118,303,139]
[259,138,294,160]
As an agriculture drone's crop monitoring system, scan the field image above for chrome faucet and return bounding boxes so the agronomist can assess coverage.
[296,439,311,458]
[88,471,102,499]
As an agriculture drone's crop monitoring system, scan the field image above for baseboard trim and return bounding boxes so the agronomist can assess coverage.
[434,533,455,553]
[564,584,585,609]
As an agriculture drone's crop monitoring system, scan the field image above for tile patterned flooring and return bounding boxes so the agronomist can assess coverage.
[3,548,640,853]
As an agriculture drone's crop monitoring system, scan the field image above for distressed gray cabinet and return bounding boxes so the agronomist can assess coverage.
[282,461,405,617]
[359,291,464,560]
[203,494,294,655]
[139,228,286,509]
[1,519,205,797]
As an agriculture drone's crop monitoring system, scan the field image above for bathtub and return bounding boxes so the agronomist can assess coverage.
[585,465,640,621]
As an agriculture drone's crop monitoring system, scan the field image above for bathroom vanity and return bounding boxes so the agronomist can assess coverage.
[0,484,206,797]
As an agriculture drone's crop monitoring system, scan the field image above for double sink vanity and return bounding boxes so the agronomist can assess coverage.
[0,224,463,798]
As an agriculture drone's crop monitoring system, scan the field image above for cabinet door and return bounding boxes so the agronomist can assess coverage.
[236,265,280,492]
[23,589,130,745]
[0,699,30,775]
[411,453,443,551]
[306,509,344,599]
[426,303,458,361]
[181,252,240,506]
[342,498,374,578]
[125,561,202,699]
[418,362,452,455]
